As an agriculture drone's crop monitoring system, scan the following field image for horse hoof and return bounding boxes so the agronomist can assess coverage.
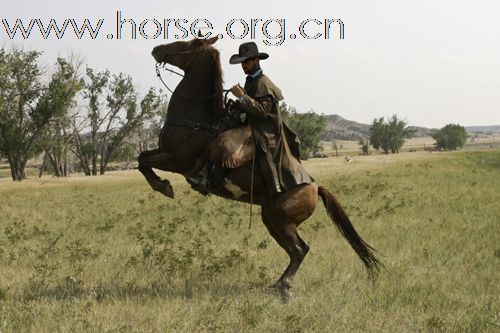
[160,181,175,199]
[267,281,291,301]
[280,288,291,302]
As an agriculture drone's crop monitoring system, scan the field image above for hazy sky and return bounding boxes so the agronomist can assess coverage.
[3,0,499,128]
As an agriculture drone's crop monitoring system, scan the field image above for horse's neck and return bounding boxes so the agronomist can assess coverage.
[179,67,213,97]
[168,66,217,124]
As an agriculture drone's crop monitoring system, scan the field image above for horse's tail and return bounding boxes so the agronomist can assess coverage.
[318,185,382,280]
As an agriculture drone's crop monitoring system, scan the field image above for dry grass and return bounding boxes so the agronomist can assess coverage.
[0,150,499,332]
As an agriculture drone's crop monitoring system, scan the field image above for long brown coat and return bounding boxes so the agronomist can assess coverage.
[237,70,314,194]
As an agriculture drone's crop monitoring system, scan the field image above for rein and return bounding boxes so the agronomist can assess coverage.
[249,144,256,230]
[156,62,222,100]
[155,62,183,94]
[163,117,220,134]
[155,63,222,133]
[155,59,230,101]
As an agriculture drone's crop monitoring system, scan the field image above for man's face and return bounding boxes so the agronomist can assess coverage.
[241,58,258,75]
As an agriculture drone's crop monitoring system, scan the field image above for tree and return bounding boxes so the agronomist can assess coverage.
[39,57,84,177]
[0,48,168,179]
[72,68,164,175]
[0,48,49,180]
[97,72,138,175]
[432,124,468,150]
[369,115,414,154]
[280,103,327,159]
[369,117,388,153]
[0,51,8,161]
[109,143,136,169]
[72,67,109,175]
[136,93,168,152]
[358,137,369,155]
[332,140,339,157]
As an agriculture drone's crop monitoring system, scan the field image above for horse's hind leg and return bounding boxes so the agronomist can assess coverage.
[261,208,310,301]
[260,184,318,300]
[138,149,175,198]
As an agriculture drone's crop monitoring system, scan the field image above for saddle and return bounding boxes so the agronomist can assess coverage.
[206,100,255,169]
[185,102,255,195]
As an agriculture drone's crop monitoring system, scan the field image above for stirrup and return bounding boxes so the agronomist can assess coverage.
[186,176,210,196]
[208,164,229,187]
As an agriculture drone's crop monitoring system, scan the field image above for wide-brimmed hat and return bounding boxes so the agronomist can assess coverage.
[229,42,269,64]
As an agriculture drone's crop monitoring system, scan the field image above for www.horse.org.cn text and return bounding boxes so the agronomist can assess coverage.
[1,11,345,46]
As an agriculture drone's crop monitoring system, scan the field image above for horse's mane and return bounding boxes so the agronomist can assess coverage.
[193,45,224,118]
[207,47,224,118]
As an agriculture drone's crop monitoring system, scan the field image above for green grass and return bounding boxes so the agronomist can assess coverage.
[0,150,499,332]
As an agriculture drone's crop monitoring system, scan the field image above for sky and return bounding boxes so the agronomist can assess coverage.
[2,0,499,128]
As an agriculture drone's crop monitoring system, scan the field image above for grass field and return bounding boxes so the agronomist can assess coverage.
[0,150,499,332]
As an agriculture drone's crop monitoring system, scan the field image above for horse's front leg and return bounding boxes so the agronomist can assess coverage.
[138,149,177,198]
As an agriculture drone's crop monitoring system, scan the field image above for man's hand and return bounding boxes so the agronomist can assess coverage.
[231,84,245,98]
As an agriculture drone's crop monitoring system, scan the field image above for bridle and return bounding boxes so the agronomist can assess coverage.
[154,47,230,100]
[155,62,183,94]
[154,47,200,94]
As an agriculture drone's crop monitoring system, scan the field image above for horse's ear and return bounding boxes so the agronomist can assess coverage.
[205,35,219,45]
[194,32,218,45]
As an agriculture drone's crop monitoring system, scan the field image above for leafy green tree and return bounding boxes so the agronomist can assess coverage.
[332,139,340,157]
[39,57,84,177]
[358,137,369,155]
[0,51,7,161]
[370,117,390,154]
[0,48,50,180]
[138,93,168,152]
[369,115,414,154]
[72,68,163,175]
[109,143,136,169]
[280,103,327,159]
[432,124,468,150]
[73,67,110,175]
[97,72,137,175]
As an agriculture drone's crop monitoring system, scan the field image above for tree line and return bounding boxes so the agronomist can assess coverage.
[0,48,329,181]
[0,48,167,181]
[0,48,469,181]
[285,111,468,158]
[366,115,468,155]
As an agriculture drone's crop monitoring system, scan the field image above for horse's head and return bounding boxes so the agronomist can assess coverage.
[152,33,224,117]
[152,35,219,71]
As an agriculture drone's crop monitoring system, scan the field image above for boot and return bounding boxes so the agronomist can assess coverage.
[207,163,228,190]
[186,175,210,196]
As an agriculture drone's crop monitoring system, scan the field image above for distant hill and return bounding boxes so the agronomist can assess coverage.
[322,115,370,141]
[321,114,499,140]
[406,126,435,138]
[465,125,500,134]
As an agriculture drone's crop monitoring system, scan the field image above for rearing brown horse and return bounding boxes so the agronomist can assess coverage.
[139,36,381,299]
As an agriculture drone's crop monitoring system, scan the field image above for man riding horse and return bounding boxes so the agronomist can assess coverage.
[142,37,380,300]
[190,42,314,195]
